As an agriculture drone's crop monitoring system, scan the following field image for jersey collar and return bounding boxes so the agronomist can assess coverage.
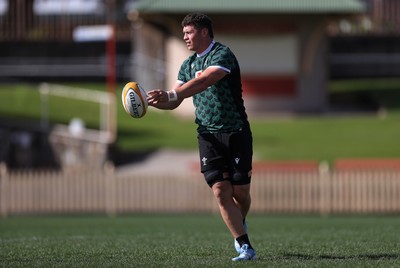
[197,40,215,57]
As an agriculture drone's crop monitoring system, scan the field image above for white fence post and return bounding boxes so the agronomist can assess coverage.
[0,162,9,218]
[319,161,330,215]
[104,161,116,216]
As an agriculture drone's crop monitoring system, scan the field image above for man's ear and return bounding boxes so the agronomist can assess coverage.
[201,27,209,37]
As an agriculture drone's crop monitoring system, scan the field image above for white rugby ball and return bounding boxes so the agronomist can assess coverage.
[121,82,148,118]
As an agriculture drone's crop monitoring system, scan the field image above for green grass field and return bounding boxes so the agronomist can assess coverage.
[0,81,400,163]
[1,215,400,267]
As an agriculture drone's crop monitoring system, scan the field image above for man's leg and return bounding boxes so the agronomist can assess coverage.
[211,180,255,261]
[211,180,245,238]
[233,184,252,253]
[233,184,251,220]
[212,181,256,261]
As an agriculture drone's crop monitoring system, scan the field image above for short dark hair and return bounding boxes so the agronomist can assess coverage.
[181,13,214,38]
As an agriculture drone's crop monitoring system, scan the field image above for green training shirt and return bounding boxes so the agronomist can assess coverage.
[177,41,249,134]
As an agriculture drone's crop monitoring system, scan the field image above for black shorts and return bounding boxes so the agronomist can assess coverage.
[197,127,253,187]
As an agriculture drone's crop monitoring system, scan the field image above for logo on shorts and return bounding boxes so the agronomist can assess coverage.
[234,157,240,164]
[201,157,207,166]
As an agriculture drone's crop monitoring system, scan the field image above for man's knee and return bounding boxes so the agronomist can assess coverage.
[211,180,234,205]
[233,184,251,204]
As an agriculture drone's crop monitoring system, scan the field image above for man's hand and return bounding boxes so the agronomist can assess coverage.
[146,89,182,110]
[147,90,168,105]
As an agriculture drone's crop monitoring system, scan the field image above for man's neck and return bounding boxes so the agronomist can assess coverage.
[197,40,215,57]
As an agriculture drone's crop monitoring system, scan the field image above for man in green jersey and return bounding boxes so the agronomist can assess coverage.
[147,13,256,261]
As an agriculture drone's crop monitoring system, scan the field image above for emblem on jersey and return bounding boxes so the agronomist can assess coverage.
[195,70,203,78]
[202,157,207,166]
[234,157,240,164]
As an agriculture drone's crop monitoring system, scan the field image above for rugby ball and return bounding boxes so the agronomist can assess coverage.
[121,82,148,118]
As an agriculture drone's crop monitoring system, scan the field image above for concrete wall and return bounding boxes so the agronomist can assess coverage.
[297,19,329,113]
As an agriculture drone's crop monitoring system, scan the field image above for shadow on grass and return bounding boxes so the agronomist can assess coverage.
[112,128,162,166]
[110,147,159,166]
[282,253,400,261]
[329,88,400,112]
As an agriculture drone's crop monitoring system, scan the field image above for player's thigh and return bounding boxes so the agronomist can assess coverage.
[198,133,229,187]
[229,128,253,185]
